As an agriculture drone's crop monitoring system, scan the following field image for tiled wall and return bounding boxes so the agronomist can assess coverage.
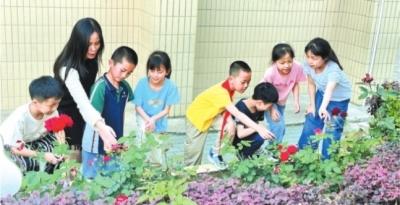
[0,0,399,119]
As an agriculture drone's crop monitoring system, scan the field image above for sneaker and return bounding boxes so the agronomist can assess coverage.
[207,148,228,170]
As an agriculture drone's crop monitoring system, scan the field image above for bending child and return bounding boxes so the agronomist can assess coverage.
[184,61,274,169]
[233,82,278,159]
[133,51,180,168]
[0,76,65,173]
[81,46,137,179]
[297,37,352,160]
[261,43,306,142]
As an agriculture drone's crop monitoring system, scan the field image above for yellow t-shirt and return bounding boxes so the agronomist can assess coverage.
[186,82,232,132]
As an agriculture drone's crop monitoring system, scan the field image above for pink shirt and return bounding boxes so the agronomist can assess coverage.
[261,61,306,104]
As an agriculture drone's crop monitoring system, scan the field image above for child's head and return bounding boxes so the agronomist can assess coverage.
[304,37,343,70]
[29,76,64,115]
[252,82,278,111]
[228,61,252,93]
[271,43,295,75]
[146,51,171,84]
[108,46,138,83]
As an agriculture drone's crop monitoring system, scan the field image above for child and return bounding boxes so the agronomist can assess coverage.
[133,51,180,167]
[233,82,279,159]
[297,37,352,160]
[184,61,274,168]
[81,46,137,178]
[0,76,65,173]
[261,43,307,142]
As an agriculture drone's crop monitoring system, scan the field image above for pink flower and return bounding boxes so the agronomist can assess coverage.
[362,73,373,84]
[277,144,283,151]
[287,145,298,155]
[273,166,281,174]
[114,194,129,205]
[331,107,341,116]
[103,155,111,163]
[340,111,348,118]
[314,128,323,135]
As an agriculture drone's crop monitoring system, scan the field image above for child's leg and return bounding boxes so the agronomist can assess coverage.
[321,99,349,160]
[4,146,40,172]
[148,133,168,170]
[264,104,286,143]
[135,113,147,145]
[235,133,265,159]
[81,150,99,179]
[184,121,208,166]
[212,115,234,154]
[298,91,325,151]
[30,133,61,173]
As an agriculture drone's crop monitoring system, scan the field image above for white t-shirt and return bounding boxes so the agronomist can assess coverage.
[0,103,58,146]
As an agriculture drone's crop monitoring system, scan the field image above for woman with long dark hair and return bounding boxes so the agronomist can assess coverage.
[54,18,117,154]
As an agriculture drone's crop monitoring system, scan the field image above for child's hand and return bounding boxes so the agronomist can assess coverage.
[294,102,300,113]
[270,107,280,121]
[224,121,236,137]
[318,108,330,122]
[54,130,66,144]
[44,152,62,165]
[257,126,275,140]
[98,125,118,151]
[306,104,315,116]
[145,118,155,132]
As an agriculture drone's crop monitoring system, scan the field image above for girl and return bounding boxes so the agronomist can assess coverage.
[53,18,117,155]
[133,51,180,167]
[261,43,306,143]
[297,37,352,160]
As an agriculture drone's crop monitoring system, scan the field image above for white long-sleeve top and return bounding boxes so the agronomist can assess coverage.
[59,67,102,127]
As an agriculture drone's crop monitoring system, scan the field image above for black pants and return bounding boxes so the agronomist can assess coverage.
[5,133,59,173]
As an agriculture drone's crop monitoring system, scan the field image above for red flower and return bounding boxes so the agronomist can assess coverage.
[114,194,129,205]
[287,145,298,155]
[280,151,290,162]
[103,155,111,163]
[314,128,323,135]
[339,111,348,118]
[362,73,373,84]
[44,114,74,132]
[59,114,73,127]
[331,107,341,116]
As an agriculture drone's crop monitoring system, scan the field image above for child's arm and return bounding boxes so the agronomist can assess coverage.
[292,82,300,113]
[236,124,256,139]
[319,81,336,121]
[306,75,316,115]
[11,143,61,165]
[225,104,274,140]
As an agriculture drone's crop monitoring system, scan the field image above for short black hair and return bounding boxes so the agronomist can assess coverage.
[147,50,172,78]
[229,60,251,76]
[111,46,138,65]
[29,76,64,101]
[252,82,278,103]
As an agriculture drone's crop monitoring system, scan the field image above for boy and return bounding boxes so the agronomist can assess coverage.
[233,82,278,159]
[184,61,274,168]
[81,46,137,179]
[0,76,65,173]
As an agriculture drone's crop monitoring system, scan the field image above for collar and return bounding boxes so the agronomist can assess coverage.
[221,79,234,100]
